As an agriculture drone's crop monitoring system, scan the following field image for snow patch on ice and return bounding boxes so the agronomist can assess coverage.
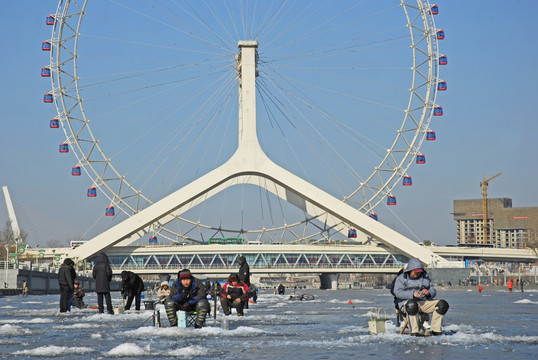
[13,345,94,356]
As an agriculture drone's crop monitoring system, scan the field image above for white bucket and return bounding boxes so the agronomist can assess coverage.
[368,308,388,334]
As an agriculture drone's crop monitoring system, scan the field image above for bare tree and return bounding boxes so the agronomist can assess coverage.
[0,220,28,260]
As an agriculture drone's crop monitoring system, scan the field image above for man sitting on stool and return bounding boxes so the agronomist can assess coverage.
[393,258,449,336]
[165,269,209,328]
[220,274,250,316]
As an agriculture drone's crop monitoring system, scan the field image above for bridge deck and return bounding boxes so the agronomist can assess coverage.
[23,245,536,275]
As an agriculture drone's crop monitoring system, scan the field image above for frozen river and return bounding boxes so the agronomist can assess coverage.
[1,287,537,359]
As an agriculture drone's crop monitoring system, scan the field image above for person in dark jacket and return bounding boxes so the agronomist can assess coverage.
[220,274,249,316]
[92,252,114,314]
[393,258,449,336]
[120,271,145,311]
[164,269,209,328]
[238,256,256,305]
[58,258,76,312]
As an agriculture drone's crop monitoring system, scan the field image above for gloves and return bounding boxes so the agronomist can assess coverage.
[178,303,190,312]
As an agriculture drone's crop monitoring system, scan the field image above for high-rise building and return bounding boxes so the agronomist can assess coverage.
[453,198,538,249]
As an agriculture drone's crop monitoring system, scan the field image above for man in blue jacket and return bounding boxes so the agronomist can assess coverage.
[164,269,209,328]
[393,258,449,336]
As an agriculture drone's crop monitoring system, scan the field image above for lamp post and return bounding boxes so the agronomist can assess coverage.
[4,244,9,288]
[35,245,40,270]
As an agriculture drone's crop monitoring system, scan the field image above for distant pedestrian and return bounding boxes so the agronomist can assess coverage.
[212,281,221,298]
[507,279,513,293]
[520,280,524,293]
[277,284,285,295]
[22,280,29,297]
[92,253,114,314]
[58,258,76,312]
[478,285,483,293]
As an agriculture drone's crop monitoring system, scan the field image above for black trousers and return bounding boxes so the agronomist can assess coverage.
[220,297,245,315]
[97,292,113,314]
[125,292,142,310]
[59,285,72,312]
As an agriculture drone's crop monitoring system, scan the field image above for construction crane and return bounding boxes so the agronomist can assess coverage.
[479,173,501,243]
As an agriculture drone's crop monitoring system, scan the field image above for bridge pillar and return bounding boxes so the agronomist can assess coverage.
[319,273,339,290]
[159,274,171,283]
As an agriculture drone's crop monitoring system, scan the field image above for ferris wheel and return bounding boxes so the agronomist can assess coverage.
[42,0,446,245]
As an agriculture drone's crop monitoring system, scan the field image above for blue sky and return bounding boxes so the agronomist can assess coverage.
[1,1,537,247]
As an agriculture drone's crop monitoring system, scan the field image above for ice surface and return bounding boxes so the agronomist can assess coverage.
[0,288,537,359]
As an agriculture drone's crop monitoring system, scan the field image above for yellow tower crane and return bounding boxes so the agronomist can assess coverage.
[479,172,501,244]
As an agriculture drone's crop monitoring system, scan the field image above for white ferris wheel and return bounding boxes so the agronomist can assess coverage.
[42,0,446,246]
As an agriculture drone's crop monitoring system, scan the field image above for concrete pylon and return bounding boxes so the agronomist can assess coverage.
[320,273,340,290]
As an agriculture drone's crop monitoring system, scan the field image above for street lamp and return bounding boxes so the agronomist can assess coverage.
[36,244,40,270]
[4,244,9,288]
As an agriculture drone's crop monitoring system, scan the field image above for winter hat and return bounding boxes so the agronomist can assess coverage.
[160,281,169,287]
[178,269,192,279]
[228,274,239,282]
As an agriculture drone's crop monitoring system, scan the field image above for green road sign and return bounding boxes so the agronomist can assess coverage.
[17,243,26,255]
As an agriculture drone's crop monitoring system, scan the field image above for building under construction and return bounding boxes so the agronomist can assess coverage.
[453,198,538,249]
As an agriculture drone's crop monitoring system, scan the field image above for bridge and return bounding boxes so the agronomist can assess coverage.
[25,244,536,277]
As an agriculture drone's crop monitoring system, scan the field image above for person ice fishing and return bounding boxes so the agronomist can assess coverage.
[120,271,145,311]
[220,274,250,316]
[237,256,257,305]
[157,281,171,304]
[72,280,87,309]
[58,258,76,312]
[164,269,209,328]
[92,252,114,314]
[393,258,449,336]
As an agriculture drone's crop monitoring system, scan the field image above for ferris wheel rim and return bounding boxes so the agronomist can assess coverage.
[48,0,441,243]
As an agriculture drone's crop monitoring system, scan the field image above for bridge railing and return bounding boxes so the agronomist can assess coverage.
[110,262,405,271]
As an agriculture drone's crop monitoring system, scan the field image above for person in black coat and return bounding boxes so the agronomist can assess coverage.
[120,271,145,311]
[58,258,76,312]
[92,253,114,314]
[238,256,256,305]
